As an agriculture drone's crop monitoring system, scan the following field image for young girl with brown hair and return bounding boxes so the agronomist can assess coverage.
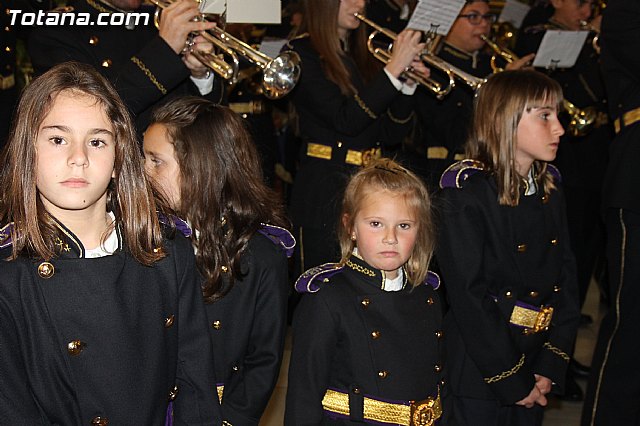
[143,97,294,426]
[0,62,220,424]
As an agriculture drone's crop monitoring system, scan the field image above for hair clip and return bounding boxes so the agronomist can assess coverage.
[374,165,408,175]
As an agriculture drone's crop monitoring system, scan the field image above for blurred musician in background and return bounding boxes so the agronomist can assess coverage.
[516,0,611,402]
[285,0,429,273]
[2,0,53,148]
[27,0,225,136]
[407,0,533,191]
[581,1,640,424]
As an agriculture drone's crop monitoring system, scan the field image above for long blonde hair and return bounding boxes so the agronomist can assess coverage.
[338,158,434,286]
[465,70,563,206]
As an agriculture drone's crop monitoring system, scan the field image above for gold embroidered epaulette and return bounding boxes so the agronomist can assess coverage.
[294,262,344,293]
[439,159,485,189]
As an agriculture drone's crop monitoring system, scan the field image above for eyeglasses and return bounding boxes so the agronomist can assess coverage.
[457,13,497,25]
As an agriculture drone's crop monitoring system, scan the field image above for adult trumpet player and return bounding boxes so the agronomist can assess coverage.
[517,3,611,402]
[284,0,429,274]
[27,0,225,135]
[408,0,534,190]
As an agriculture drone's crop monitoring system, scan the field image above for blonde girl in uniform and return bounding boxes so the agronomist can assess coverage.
[285,158,444,425]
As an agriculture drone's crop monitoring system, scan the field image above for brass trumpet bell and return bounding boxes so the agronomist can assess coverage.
[151,0,301,99]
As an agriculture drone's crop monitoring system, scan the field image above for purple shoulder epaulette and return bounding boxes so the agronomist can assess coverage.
[546,163,562,184]
[258,223,296,258]
[439,159,485,189]
[157,213,193,238]
[294,262,344,293]
[425,270,441,290]
[0,222,14,249]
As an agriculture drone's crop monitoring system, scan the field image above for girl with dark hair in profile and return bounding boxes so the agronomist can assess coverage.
[144,97,294,426]
[0,62,220,424]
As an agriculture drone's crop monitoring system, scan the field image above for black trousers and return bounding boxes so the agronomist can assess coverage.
[582,208,640,426]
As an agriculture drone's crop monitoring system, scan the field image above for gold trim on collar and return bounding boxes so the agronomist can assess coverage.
[346,259,376,277]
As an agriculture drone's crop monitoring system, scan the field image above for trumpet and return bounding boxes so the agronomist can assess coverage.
[480,34,518,73]
[152,0,301,100]
[354,13,456,99]
[481,35,597,136]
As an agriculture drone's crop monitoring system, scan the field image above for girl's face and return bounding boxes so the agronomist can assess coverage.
[143,123,181,210]
[351,189,418,280]
[337,0,366,39]
[447,1,492,54]
[35,91,116,218]
[515,100,565,175]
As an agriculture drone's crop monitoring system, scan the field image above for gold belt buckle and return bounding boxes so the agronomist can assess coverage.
[361,147,381,167]
[409,396,438,426]
[531,306,554,334]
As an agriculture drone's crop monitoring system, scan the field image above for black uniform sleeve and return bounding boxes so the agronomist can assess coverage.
[292,41,414,143]
[27,29,203,115]
[531,188,580,392]
[284,292,339,425]
[436,189,535,404]
[0,291,49,423]
[220,247,290,425]
[171,235,222,425]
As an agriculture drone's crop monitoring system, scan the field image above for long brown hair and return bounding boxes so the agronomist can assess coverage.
[150,97,289,302]
[0,61,165,264]
[465,70,563,206]
[338,158,434,286]
[299,0,380,95]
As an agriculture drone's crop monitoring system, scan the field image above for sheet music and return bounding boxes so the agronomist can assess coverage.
[407,0,466,35]
[200,0,225,15]
[498,0,531,29]
[260,39,288,59]
[227,0,281,24]
[532,30,589,69]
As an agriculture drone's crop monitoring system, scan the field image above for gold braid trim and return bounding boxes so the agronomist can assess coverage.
[346,260,376,277]
[543,342,570,362]
[355,94,378,119]
[131,56,167,95]
[484,354,526,384]
[222,421,233,426]
[387,109,415,124]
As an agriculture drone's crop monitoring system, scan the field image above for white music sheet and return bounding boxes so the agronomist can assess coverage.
[406,0,466,35]
[498,0,531,29]
[532,30,589,69]
[227,0,281,24]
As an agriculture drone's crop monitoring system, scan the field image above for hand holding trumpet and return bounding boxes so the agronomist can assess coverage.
[157,0,215,54]
[384,29,431,85]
